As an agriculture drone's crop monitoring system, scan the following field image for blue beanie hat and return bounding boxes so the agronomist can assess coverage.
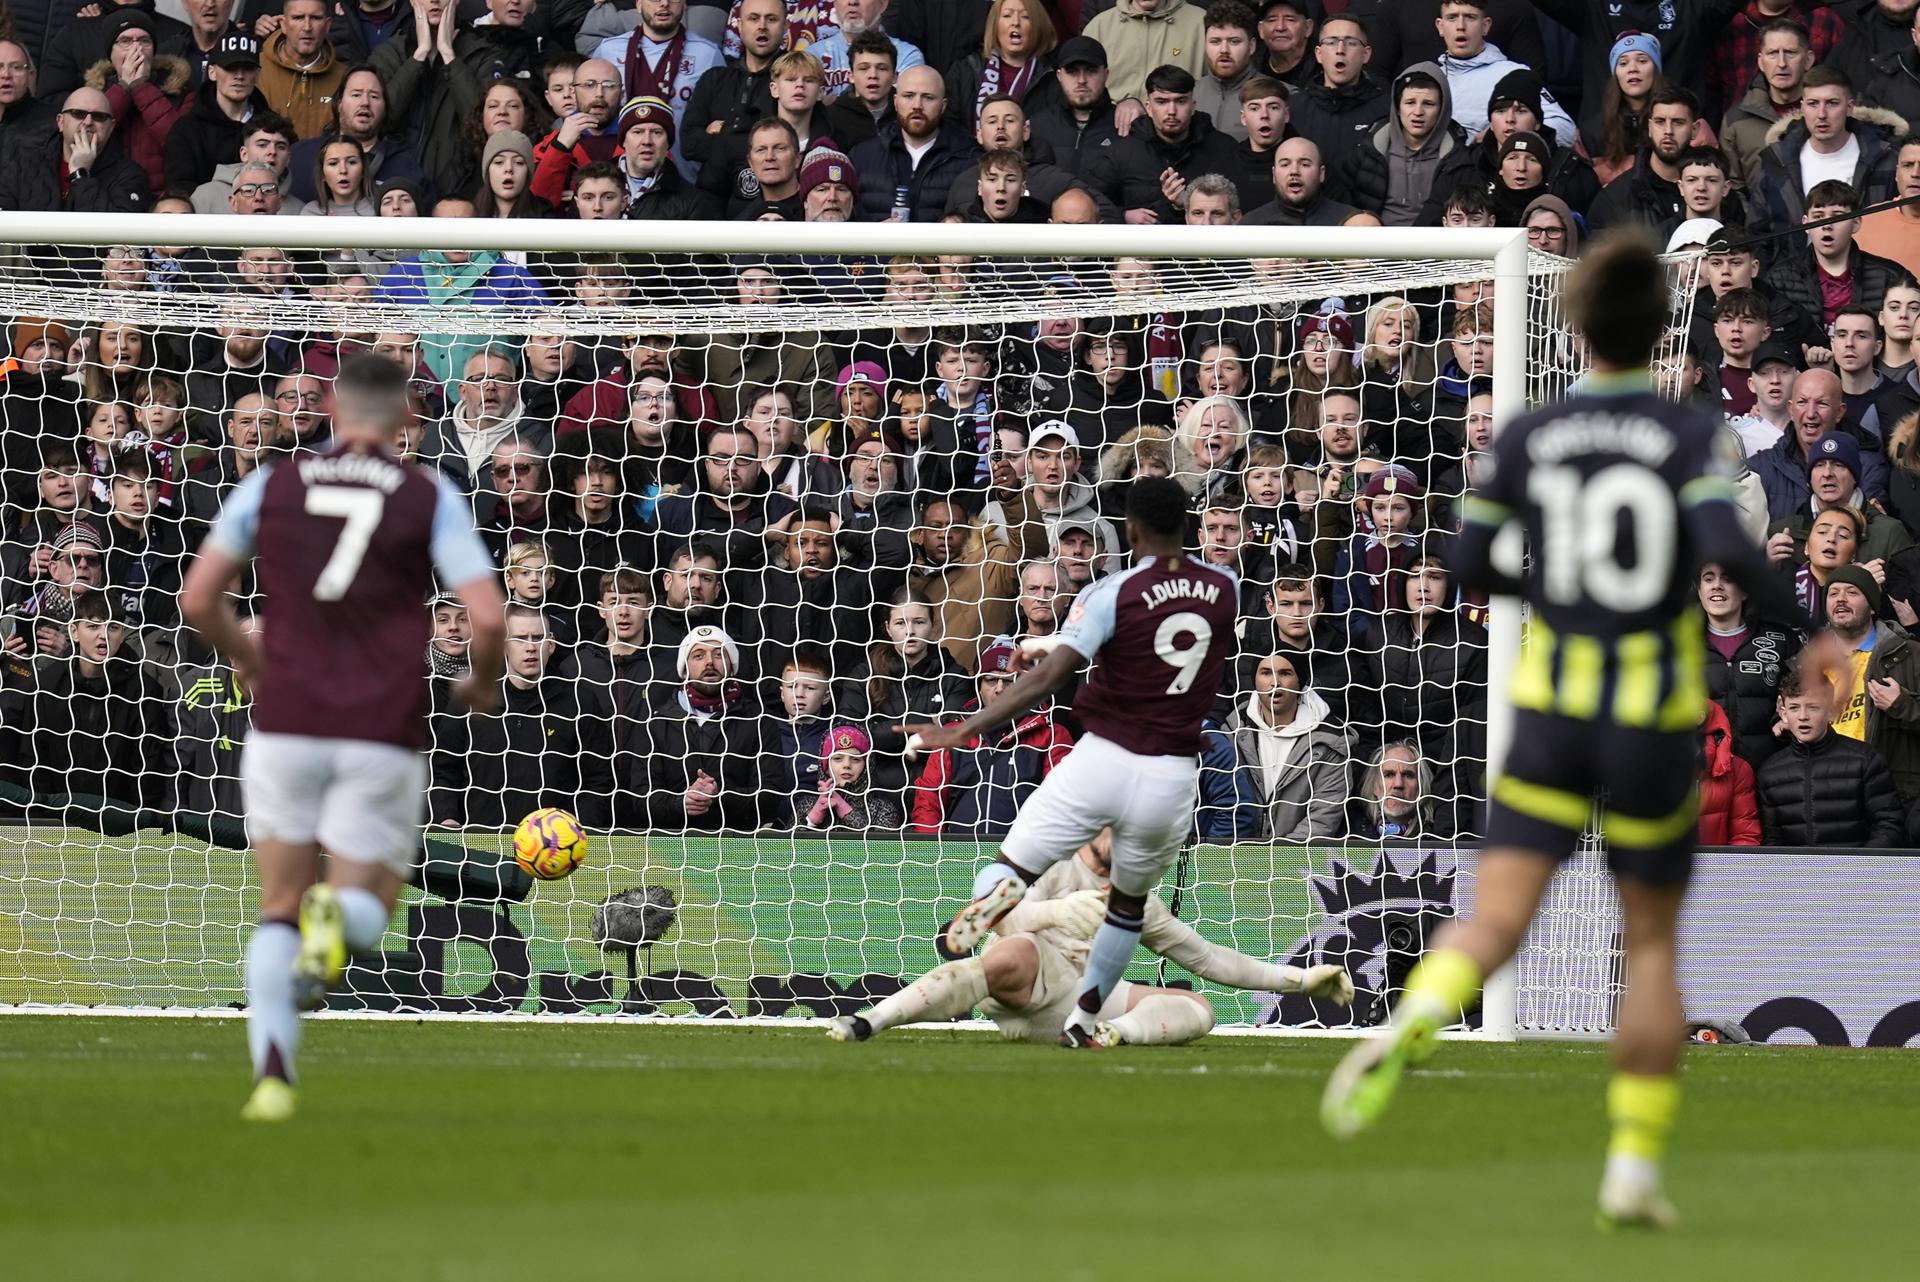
[1807,432,1861,481]
[1609,31,1663,72]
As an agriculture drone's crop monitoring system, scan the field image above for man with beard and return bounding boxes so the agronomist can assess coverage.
[1085,64,1241,223]
[800,142,860,220]
[1242,135,1377,225]
[286,65,426,202]
[1028,35,1119,177]
[656,424,799,611]
[1194,2,1259,140]
[946,95,1112,218]
[757,502,910,676]
[637,624,776,831]
[1587,86,1703,231]
[585,0,724,132]
[850,64,978,220]
[530,57,626,204]
[419,349,542,494]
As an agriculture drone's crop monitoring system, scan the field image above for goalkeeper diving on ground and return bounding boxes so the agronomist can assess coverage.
[828,827,1353,1046]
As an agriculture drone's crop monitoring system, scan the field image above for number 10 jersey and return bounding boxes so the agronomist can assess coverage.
[1054,554,1241,757]
[201,442,494,751]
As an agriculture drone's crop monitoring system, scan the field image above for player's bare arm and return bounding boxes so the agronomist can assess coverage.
[181,547,262,691]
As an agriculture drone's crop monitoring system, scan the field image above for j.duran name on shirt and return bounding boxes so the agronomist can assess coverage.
[1138,577,1221,610]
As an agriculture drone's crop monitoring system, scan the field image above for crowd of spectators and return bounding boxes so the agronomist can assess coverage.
[0,0,1916,850]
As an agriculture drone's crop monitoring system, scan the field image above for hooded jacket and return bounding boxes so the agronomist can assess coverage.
[1698,702,1761,845]
[1082,0,1208,104]
[86,55,192,196]
[163,81,274,192]
[1748,105,1911,238]
[1521,194,1583,254]
[1346,62,1465,226]
[1436,41,1576,147]
[1198,687,1351,843]
[37,0,193,99]
[256,29,347,141]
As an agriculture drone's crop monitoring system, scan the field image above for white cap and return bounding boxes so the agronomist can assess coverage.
[1666,217,1723,254]
[1028,419,1081,450]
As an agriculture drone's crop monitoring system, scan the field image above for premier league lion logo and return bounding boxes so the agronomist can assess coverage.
[1260,853,1459,1029]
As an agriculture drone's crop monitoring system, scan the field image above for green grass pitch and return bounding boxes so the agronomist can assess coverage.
[0,1016,1910,1282]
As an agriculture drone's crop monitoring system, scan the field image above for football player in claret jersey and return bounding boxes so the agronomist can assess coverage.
[1320,235,1832,1229]
[897,477,1261,1050]
[180,356,508,1123]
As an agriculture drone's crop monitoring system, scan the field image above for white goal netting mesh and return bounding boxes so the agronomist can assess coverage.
[0,224,1679,1030]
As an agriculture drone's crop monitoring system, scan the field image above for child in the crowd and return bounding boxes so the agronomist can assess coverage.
[131,375,189,512]
[804,724,906,831]
[1333,466,1426,626]
[427,593,471,678]
[79,401,134,505]
[1242,443,1304,565]
[504,540,575,648]
[774,648,837,825]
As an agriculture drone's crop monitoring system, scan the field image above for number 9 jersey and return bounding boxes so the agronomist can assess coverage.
[200,442,495,752]
[1054,553,1242,757]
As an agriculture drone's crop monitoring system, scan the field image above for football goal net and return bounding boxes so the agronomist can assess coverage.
[0,214,1665,1036]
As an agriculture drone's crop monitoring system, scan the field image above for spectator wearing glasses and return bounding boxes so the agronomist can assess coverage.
[0,86,152,215]
[1522,194,1581,256]
[1285,13,1386,163]
[39,1,194,101]
[0,39,57,158]
[85,9,194,197]
[419,348,542,493]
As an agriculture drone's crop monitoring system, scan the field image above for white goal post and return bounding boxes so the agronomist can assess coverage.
[0,214,1564,1036]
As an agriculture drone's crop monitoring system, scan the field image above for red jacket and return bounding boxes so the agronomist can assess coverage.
[92,57,192,196]
[530,126,622,206]
[1699,702,1761,846]
[910,706,1074,835]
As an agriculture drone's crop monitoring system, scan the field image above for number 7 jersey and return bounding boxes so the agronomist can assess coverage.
[1054,554,1241,757]
[200,442,495,751]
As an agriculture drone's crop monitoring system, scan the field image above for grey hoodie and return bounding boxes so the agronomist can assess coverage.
[1380,61,1454,226]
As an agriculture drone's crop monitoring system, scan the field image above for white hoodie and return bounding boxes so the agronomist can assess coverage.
[1439,41,1577,147]
[1245,685,1333,800]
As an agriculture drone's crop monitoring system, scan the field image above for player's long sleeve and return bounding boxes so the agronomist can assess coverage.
[1138,899,1308,992]
[1681,478,1812,631]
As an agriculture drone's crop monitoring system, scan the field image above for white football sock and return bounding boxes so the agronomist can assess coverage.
[1107,994,1215,1045]
[245,920,301,1084]
[862,958,989,1033]
[334,886,387,952]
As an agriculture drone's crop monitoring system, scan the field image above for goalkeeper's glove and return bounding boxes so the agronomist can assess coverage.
[1002,888,1108,940]
[1294,964,1355,1006]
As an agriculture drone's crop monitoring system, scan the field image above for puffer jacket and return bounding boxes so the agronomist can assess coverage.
[1436,41,1577,145]
[1197,688,1352,843]
[1084,111,1242,222]
[1751,428,1889,521]
[909,704,1074,838]
[1770,244,1910,329]
[848,120,978,222]
[1346,114,1469,226]
[1698,702,1761,845]
[1288,72,1389,165]
[1755,728,1904,847]
[1705,621,1797,771]
[1748,107,1910,239]
[1865,43,1920,127]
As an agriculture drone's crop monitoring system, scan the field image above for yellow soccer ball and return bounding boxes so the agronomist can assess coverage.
[513,808,588,880]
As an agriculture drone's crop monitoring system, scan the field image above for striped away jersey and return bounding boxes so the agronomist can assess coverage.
[1449,371,1805,732]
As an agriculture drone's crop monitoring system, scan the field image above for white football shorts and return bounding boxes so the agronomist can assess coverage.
[999,733,1200,897]
[241,732,427,876]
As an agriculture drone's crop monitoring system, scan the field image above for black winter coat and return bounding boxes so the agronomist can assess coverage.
[1585,151,1683,232]
[1287,74,1390,167]
[1028,99,1119,177]
[38,0,191,98]
[837,645,975,793]
[27,653,175,810]
[627,162,721,220]
[429,676,608,831]
[1705,624,1797,771]
[1755,730,1904,847]
[572,643,662,830]
[1374,610,1488,789]
[637,688,776,832]
[1343,116,1470,223]
[1084,115,1242,223]
[0,128,150,214]
[849,122,978,222]
[679,61,772,166]
[163,83,272,193]
[1419,130,1600,225]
